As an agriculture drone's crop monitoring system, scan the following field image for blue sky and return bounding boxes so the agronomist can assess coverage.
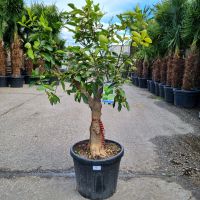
[25,0,159,44]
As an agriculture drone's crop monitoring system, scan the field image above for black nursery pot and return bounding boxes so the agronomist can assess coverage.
[138,78,147,88]
[149,80,155,94]
[154,81,160,96]
[132,76,139,86]
[174,89,199,108]
[70,140,124,200]
[0,76,8,87]
[24,75,31,84]
[147,80,152,91]
[10,76,24,88]
[159,83,165,98]
[164,86,174,104]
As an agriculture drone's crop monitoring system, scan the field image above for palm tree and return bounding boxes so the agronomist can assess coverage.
[0,1,7,79]
[4,0,24,80]
[182,0,200,90]
[155,0,186,88]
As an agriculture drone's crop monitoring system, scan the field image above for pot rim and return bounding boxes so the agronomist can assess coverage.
[70,139,124,165]
[174,88,200,94]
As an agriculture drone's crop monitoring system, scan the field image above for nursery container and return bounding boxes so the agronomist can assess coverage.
[70,140,124,200]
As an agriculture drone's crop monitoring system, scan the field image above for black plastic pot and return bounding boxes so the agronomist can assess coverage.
[132,76,139,86]
[70,140,124,200]
[10,77,24,88]
[138,78,147,88]
[0,76,8,87]
[159,83,165,98]
[149,80,155,94]
[154,82,160,96]
[164,86,174,104]
[147,80,151,91]
[198,91,200,107]
[173,89,199,108]
[24,75,31,84]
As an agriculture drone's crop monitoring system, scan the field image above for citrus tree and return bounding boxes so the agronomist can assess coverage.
[21,0,151,158]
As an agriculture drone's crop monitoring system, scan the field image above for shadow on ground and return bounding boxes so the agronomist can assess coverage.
[151,99,200,199]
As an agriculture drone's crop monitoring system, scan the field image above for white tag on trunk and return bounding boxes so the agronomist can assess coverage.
[93,166,101,171]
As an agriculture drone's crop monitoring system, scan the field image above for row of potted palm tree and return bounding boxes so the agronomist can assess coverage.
[132,0,200,108]
[0,0,65,88]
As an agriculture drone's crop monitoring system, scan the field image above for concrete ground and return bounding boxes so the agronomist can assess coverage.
[0,84,197,200]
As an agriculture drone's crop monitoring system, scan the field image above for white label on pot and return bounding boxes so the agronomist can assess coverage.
[93,166,101,171]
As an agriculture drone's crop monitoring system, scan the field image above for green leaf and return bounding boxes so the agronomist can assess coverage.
[99,34,108,44]
[61,80,66,91]
[37,85,45,91]
[66,21,77,26]
[118,103,122,111]
[74,76,81,82]
[47,92,60,105]
[41,53,51,62]
[33,41,40,49]
[22,15,26,23]
[81,94,88,104]
[68,3,76,9]
[25,42,31,49]
[44,45,53,51]
[56,50,65,54]
[27,48,34,59]
[132,42,138,47]
[116,34,123,42]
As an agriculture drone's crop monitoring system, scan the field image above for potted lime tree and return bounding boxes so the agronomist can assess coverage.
[20,0,151,199]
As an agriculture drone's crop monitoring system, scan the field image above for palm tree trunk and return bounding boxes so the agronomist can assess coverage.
[11,34,22,77]
[171,54,185,88]
[166,55,173,86]
[182,51,199,90]
[25,58,33,76]
[0,40,6,76]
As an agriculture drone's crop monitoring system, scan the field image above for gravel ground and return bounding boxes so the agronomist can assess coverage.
[152,99,200,199]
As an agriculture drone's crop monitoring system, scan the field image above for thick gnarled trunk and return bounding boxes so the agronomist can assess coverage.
[0,40,6,76]
[89,99,106,158]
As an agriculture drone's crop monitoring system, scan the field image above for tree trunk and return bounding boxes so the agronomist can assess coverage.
[11,34,22,77]
[166,55,173,86]
[142,59,149,79]
[160,57,167,84]
[182,51,199,90]
[37,59,45,74]
[171,54,185,88]
[0,40,6,76]
[89,99,106,158]
[25,58,33,76]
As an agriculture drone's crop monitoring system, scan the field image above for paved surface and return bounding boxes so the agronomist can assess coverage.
[0,84,196,199]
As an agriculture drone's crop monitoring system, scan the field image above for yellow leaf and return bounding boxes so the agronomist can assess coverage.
[141,29,147,39]
[144,37,152,43]
[133,36,140,43]
[132,31,141,38]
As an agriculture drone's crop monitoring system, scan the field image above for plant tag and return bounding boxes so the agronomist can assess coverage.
[93,166,101,171]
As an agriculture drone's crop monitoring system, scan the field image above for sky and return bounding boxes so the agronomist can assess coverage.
[25,0,159,45]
